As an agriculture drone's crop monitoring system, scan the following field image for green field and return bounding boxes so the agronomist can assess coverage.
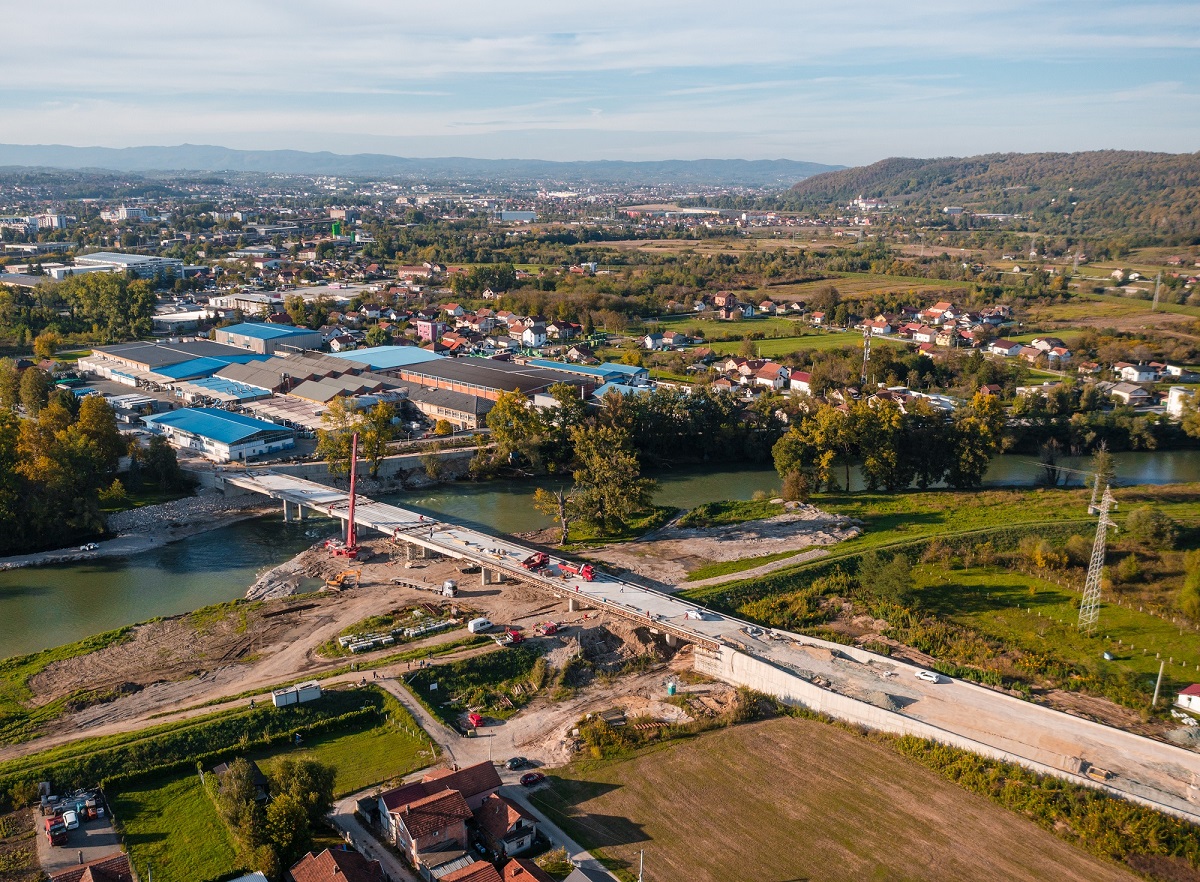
[917,565,1200,688]
[112,772,238,882]
[707,331,888,357]
[256,712,434,797]
[532,717,1139,882]
[408,644,544,726]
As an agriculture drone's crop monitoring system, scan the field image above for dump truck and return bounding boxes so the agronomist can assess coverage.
[559,562,596,581]
[521,551,549,570]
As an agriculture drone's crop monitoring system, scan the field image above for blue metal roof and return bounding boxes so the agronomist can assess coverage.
[185,378,272,400]
[154,353,271,380]
[527,358,647,381]
[328,345,445,370]
[219,323,321,340]
[592,382,649,398]
[143,408,291,445]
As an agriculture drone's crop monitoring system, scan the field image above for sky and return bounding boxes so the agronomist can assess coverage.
[6,0,1199,165]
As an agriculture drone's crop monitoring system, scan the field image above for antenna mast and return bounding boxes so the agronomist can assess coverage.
[1078,485,1116,635]
[861,323,872,386]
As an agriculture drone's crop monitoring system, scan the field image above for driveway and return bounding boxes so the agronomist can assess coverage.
[327,794,420,882]
[35,811,122,875]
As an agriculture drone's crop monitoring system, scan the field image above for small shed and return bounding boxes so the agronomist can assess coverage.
[1177,684,1200,712]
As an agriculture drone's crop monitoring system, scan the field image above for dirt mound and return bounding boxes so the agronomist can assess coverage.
[579,622,669,671]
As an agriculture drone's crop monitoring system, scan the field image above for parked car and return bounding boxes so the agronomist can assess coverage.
[468,712,485,728]
[468,618,494,634]
[520,772,546,787]
[505,756,528,770]
[79,543,98,551]
[914,670,940,683]
[62,809,79,830]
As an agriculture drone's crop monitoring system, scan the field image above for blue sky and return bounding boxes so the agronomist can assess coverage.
[6,0,1198,164]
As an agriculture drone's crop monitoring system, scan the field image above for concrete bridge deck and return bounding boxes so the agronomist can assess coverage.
[223,469,1200,824]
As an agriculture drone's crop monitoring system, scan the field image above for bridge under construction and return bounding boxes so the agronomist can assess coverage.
[221,468,1200,824]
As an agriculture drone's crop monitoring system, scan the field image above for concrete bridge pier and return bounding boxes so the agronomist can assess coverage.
[665,634,679,648]
[568,595,580,612]
[481,567,504,586]
[282,499,293,522]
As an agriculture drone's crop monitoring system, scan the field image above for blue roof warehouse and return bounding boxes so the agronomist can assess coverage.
[214,322,325,355]
[142,408,295,462]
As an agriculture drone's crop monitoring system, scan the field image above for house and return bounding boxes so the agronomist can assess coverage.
[740,304,757,318]
[758,300,777,315]
[1115,363,1158,383]
[810,311,826,326]
[442,865,503,882]
[754,362,789,390]
[1048,347,1072,364]
[1177,684,1200,713]
[386,789,473,864]
[1018,346,1043,364]
[1109,382,1152,406]
[1031,337,1066,353]
[988,340,1022,357]
[979,383,1003,397]
[378,762,503,853]
[475,793,538,858]
[789,371,812,395]
[717,306,740,321]
[712,377,735,392]
[566,345,597,364]
[1077,361,1101,375]
[1167,386,1196,419]
[713,291,739,309]
[417,319,448,343]
[934,328,958,347]
[287,849,384,882]
[212,759,270,802]
[522,324,548,348]
[49,853,134,882]
[546,321,580,341]
[661,330,690,348]
[442,304,465,318]
[643,332,664,350]
[328,334,358,352]
[912,326,937,345]
[501,859,556,882]
[865,318,892,336]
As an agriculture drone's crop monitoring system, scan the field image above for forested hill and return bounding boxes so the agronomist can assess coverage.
[786,151,1200,240]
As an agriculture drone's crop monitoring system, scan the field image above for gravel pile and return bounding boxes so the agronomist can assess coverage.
[106,491,267,534]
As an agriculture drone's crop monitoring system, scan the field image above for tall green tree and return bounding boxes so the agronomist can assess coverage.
[316,396,362,479]
[359,401,397,477]
[485,389,546,469]
[18,367,50,416]
[570,424,656,532]
[0,359,18,410]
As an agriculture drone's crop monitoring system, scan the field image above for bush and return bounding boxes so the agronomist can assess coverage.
[1123,506,1179,550]
[782,470,810,502]
[1064,534,1091,567]
[1116,553,1141,584]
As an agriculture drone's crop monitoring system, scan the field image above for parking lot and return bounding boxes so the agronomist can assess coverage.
[35,809,121,875]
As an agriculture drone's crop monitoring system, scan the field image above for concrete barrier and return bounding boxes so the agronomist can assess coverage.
[694,644,1200,824]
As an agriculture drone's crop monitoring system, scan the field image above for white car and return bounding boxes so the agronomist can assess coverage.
[914,670,941,684]
[62,809,79,830]
[79,543,98,552]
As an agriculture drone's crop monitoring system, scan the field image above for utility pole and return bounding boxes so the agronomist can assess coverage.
[1152,271,1162,311]
[638,850,645,882]
[1079,485,1116,635]
[861,323,871,386]
[1152,660,1165,707]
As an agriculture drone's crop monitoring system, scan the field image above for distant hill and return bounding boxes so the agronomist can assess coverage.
[0,143,840,187]
[787,151,1200,239]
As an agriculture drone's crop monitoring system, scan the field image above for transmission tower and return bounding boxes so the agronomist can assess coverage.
[861,323,872,386]
[1079,485,1117,635]
[1088,471,1102,515]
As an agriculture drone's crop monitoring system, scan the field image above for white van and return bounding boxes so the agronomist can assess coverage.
[468,617,494,634]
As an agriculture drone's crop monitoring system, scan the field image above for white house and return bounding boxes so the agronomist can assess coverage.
[521,324,547,348]
[988,340,1023,357]
[754,363,789,390]
[789,371,812,395]
[643,332,665,350]
[1167,386,1196,419]
[1177,684,1200,712]
[1115,363,1158,383]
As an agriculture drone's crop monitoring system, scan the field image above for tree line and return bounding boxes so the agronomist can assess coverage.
[0,273,157,349]
[772,393,1008,495]
[0,368,187,554]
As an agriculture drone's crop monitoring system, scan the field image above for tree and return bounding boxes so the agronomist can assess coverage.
[32,330,61,359]
[316,396,362,478]
[0,359,18,410]
[270,758,335,827]
[570,424,656,532]
[1092,440,1116,489]
[364,324,391,347]
[858,552,915,606]
[485,390,545,469]
[1179,550,1200,621]
[265,792,311,867]
[533,486,578,544]
[137,435,188,490]
[359,401,397,477]
[1123,506,1178,550]
[75,396,124,473]
[946,391,1006,489]
[18,367,50,416]
[433,419,454,436]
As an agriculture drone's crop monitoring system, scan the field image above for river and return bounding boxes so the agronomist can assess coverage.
[1,451,1197,658]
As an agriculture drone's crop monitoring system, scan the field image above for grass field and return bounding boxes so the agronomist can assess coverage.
[917,565,1200,686]
[707,331,890,357]
[112,772,238,882]
[256,712,434,797]
[531,718,1137,882]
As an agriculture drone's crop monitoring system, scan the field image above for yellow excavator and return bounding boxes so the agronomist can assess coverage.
[325,569,361,591]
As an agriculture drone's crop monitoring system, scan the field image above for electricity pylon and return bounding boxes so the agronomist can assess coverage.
[1079,485,1116,635]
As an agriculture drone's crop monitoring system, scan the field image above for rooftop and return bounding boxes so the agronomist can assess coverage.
[219,322,323,341]
[143,408,293,445]
[331,345,446,371]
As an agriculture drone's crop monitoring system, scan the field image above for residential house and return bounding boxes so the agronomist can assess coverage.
[717,306,740,321]
[475,793,538,858]
[1109,382,1153,406]
[809,311,826,326]
[1048,347,1072,365]
[1177,684,1200,713]
[643,332,664,351]
[328,335,357,352]
[978,383,1003,397]
[546,321,580,341]
[713,291,739,309]
[1077,361,1101,375]
[441,865,503,882]
[661,329,690,348]
[758,300,778,315]
[287,849,384,882]
[417,319,447,343]
[49,853,134,882]
[1115,362,1158,383]
[566,345,597,364]
[1167,386,1196,419]
[789,371,812,395]
[712,377,735,392]
[740,303,757,318]
[501,859,556,882]
[1031,337,1066,353]
[754,362,789,390]
[212,760,269,802]
[521,324,548,348]
[934,328,958,347]
[1018,346,1043,364]
[988,340,1022,357]
[381,788,473,864]
[865,318,892,336]
[912,326,937,345]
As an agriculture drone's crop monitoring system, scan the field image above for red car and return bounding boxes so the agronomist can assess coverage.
[468,712,484,728]
[520,772,546,787]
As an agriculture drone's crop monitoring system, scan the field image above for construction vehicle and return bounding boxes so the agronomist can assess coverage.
[45,817,67,846]
[559,562,596,581]
[325,432,361,559]
[537,622,559,636]
[325,569,361,590]
[494,628,524,646]
[521,551,549,570]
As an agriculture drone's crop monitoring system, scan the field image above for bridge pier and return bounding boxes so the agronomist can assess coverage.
[568,595,580,613]
[666,634,679,648]
[481,567,504,586]
[282,500,293,522]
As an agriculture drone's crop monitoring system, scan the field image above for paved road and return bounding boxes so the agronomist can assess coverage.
[226,471,1200,823]
[328,793,420,882]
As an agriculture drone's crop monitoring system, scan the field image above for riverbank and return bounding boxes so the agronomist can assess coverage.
[0,492,278,571]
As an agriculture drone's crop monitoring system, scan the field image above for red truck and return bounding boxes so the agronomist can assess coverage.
[537,622,559,636]
[505,628,524,645]
[45,817,67,846]
[521,552,549,570]
[559,562,596,581]
[468,712,484,728]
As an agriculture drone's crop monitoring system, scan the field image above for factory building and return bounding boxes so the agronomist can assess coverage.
[214,322,325,355]
[142,408,295,462]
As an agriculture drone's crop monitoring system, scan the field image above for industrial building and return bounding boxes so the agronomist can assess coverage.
[142,408,295,462]
[389,357,592,401]
[71,252,184,278]
[524,358,649,385]
[215,322,325,355]
[327,345,444,373]
[80,340,270,386]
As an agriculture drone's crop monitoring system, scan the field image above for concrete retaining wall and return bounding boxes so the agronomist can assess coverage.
[694,644,1200,823]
